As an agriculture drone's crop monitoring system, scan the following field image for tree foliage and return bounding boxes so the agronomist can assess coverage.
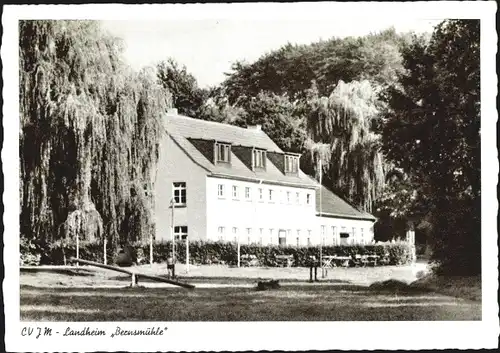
[380,20,480,275]
[156,59,208,118]
[19,20,171,249]
[303,80,386,212]
[221,28,411,104]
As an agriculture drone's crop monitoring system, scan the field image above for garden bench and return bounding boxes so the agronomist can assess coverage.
[332,255,351,267]
[353,254,369,267]
[240,254,259,267]
[366,254,379,266]
[275,254,294,267]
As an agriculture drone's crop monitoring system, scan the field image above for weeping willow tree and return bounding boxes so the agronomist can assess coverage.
[19,20,171,249]
[304,80,386,212]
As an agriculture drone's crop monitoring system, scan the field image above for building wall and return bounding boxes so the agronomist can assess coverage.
[154,133,375,247]
[154,134,208,242]
[206,176,319,246]
[316,216,375,246]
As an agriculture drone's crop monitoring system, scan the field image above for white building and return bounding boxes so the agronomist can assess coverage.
[154,110,376,246]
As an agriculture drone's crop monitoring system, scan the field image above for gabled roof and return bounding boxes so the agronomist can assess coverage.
[316,185,376,221]
[164,112,376,221]
[164,113,317,188]
[166,113,282,152]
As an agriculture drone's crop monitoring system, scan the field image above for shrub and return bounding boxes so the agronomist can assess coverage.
[20,237,41,266]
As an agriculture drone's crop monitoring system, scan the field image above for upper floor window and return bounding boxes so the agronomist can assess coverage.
[253,149,266,169]
[216,143,231,163]
[285,155,299,173]
[173,182,186,205]
[245,187,251,200]
[232,185,239,200]
[286,191,291,204]
[295,192,300,205]
[306,193,312,205]
[268,189,275,202]
[217,184,225,198]
[258,188,264,201]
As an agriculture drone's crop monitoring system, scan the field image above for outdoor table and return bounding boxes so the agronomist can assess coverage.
[333,256,351,267]
[275,255,294,267]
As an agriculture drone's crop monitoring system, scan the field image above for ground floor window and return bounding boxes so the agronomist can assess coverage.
[232,227,238,242]
[174,226,188,240]
[217,226,225,241]
[246,228,252,244]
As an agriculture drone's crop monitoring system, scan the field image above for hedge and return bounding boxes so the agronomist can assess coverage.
[20,238,413,267]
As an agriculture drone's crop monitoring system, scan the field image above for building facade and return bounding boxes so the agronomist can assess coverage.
[154,110,376,246]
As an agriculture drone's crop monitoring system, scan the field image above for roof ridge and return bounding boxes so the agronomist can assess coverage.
[165,113,265,135]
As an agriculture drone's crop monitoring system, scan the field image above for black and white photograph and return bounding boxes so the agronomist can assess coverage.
[2,2,498,351]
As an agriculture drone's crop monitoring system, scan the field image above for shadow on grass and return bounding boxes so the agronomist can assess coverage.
[107,274,352,285]
[20,267,95,277]
[20,284,481,322]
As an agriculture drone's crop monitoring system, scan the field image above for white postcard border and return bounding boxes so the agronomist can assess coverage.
[2,2,499,351]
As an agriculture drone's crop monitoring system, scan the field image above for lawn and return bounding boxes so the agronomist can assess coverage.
[20,284,480,321]
[19,263,481,321]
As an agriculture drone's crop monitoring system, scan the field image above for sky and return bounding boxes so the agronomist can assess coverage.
[102,18,441,88]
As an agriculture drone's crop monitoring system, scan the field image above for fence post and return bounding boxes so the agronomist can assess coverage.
[103,238,107,265]
[186,236,189,273]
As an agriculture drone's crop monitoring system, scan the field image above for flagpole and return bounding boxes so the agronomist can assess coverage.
[319,157,324,278]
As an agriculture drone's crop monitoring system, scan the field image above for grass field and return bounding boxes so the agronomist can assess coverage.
[20,284,481,321]
[19,263,481,321]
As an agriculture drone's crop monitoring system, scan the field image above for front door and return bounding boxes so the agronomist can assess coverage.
[278,229,287,246]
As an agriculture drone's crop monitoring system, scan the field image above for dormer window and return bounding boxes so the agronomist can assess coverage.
[215,142,231,163]
[285,155,299,173]
[252,149,266,169]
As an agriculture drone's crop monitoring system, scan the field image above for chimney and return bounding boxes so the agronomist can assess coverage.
[247,124,262,131]
[167,108,178,115]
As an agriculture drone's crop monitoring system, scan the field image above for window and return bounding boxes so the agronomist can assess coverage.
[296,237,300,246]
[268,189,275,202]
[245,187,251,200]
[321,225,326,237]
[217,226,226,241]
[216,143,231,163]
[352,227,356,239]
[286,191,291,204]
[253,149,266,169]
[246,228,252,244]
[279,190,285,204]
[259,228,264,245]
[174,226,188,240]
[232,185,239,200]
[307,230,312,246]
[258,188,264,201]
[306,193,312,205]
[232,227,238,242]
[295,192,300,205]
[285,155,299,173]
[217,184,225,198]
[173,182,186,205]
[332,226,337,245]
[269,228,274,244]
[360,228,364,244]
